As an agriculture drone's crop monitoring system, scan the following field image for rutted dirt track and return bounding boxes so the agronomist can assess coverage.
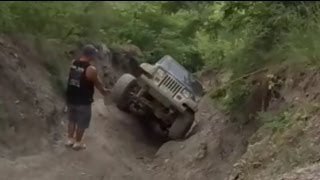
[0,93,254,180]
[0,97,158,180]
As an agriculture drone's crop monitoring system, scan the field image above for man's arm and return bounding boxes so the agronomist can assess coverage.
[86,66,110,96]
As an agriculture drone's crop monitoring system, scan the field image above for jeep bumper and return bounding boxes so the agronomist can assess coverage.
[139,75,198,113]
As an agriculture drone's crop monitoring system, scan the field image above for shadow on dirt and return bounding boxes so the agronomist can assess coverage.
[131,113,169,148]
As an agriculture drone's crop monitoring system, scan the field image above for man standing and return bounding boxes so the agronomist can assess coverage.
[65,44,109,150]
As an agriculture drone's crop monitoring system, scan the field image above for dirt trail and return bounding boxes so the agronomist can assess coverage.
[0,96,159,180]
[0,87,255,180]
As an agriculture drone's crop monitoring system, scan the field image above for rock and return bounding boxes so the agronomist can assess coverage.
[36,109,41,116]
[0,38,5,46]
[180,145,185,150]
[63,106,68,113]
[147,164,158,171]
[195,142,208,160]
[20,113,25,119]
[9,52,18,58]
[136,156,144,160]
[252,162,262,169]
[9,126,16,134]
[33,98,39,106]
[164,159,170,163]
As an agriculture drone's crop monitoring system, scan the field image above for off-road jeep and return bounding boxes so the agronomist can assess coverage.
[111,55,205,140]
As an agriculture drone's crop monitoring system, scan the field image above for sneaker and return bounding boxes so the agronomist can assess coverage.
[72,142,86,151]
[65,138,75,147]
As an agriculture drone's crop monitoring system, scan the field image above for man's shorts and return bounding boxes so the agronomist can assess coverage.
[67,104,92,129]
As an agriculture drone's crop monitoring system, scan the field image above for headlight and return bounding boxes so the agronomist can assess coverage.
[154,68,166,83]
[181,89,191,98]
[155,68,166,79]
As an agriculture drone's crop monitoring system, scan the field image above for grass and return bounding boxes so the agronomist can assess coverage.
[35,37,69,96]
[43,57,68,96]
[258,110,292,133]
[257,105,312,134]
[210,79,251,113]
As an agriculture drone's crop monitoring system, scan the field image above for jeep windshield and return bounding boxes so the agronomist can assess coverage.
[156,55,204,98]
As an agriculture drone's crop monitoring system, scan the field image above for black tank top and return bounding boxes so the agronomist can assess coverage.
[66,59,94,105]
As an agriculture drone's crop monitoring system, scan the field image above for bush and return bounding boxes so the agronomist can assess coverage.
[258,111,292,133]
[35,37,69,96]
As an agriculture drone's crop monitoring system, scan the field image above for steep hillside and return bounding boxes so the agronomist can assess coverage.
[0,35,65,158]
[226,66,320,180]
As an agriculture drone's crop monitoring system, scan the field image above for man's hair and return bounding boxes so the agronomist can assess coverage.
[82,44,98,58]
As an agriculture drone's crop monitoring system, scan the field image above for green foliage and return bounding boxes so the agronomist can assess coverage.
[33,37,69,96]
[0,2,319,70]
[258,106,311,133]
[0,1,320,103]
[258,111,293,133]
[0,2,208,72]
[43,50,68,96]
[210,80,251,112]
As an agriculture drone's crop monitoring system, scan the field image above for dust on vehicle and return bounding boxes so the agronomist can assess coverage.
[111,55,205,140]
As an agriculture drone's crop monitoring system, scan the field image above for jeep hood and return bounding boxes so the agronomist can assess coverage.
[156,55,204,98]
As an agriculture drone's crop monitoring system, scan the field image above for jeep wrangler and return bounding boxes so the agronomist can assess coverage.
[111,55,204,140]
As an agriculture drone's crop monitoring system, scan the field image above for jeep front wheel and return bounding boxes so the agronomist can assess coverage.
[168,111,194,140]
[111,74,137,111]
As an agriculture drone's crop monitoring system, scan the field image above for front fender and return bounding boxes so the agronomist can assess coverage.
[139,63,156,78]
[182,99,198,112]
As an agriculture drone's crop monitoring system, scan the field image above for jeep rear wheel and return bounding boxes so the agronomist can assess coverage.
[168,111,194,140]
[112,74,137,111]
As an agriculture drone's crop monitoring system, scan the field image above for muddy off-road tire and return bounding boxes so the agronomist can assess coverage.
[168,111,194,140]
[112,74,137,112]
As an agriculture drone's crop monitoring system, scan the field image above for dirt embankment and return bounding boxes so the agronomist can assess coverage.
[226,66,320,180]
[0,35,65,158]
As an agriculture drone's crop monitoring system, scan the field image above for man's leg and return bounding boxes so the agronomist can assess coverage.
[65,105,77,146]
[73,105,91,150]
[75,127,85,142]
[68,121,76,139]
[73,126,86,150]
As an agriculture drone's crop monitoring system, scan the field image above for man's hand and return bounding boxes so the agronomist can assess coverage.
[101,88,111,96]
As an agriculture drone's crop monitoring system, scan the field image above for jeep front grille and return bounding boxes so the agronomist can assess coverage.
[159,74,183,96]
